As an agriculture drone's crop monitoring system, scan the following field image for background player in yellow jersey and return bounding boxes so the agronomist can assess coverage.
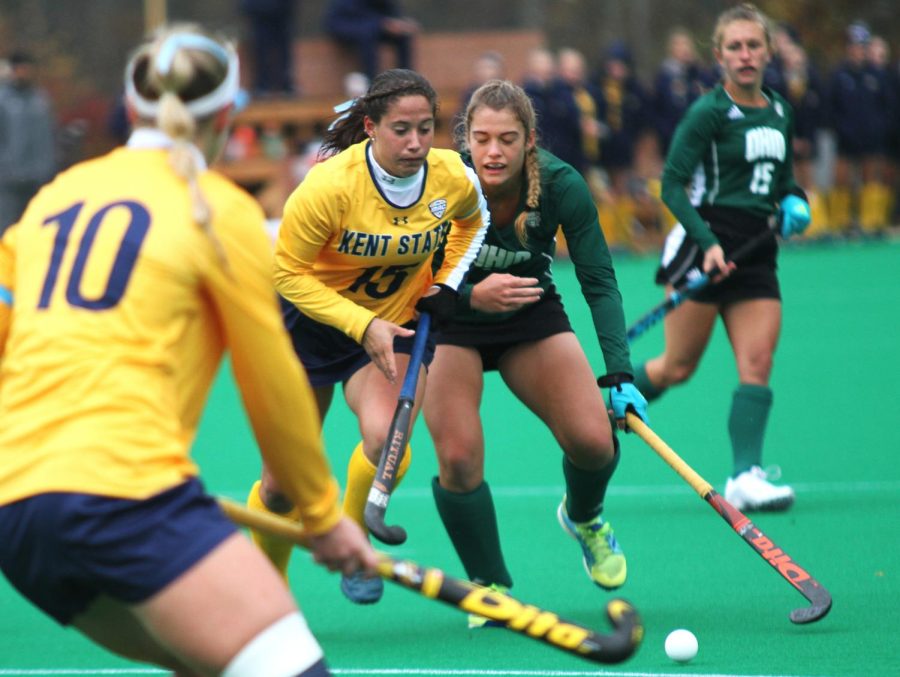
[0,25,375,677]
[247,68,490,604]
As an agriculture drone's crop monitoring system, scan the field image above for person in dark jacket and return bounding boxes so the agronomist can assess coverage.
[763,26,827,236]
[592,41,653,250]
[0,50,57,234]
[826,21,892,233]
[323,0,419,81]
[652,27,716,157]
[239,0,299,95]
[521,47,585,173]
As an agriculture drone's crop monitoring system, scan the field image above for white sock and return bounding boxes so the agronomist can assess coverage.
[222,612,324,677]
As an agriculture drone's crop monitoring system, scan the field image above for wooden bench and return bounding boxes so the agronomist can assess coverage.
[216,28,546,194]
[294,28,545,100]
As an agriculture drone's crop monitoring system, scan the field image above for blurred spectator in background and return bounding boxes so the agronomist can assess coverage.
[762,23,799,95]
[556,46,611,250]
[558,47,604,173]
[652,27,716,158]
[866,35,899,228]
[591,41,653,250]
[0,50,57,234]
[764,27,828,235]
[650,27,716,241]
[106,94,131,145]
[521,47,584,173]
[456,50,506,130]
[239,0,299,97]
[827,21,892,235]
[323,0,419,81]
[343,70,370,99]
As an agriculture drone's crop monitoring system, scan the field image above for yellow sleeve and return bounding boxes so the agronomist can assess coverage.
[273,174,376,342]
[433,162,489,290]
[0,227,15,359]
[204,187,341,535]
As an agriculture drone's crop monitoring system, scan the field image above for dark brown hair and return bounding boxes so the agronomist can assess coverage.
[320,68,438,158]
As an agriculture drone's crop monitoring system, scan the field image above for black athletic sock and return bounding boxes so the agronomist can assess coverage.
[563,437,620,522]
[728,384,773,476]
[431,477,513,588]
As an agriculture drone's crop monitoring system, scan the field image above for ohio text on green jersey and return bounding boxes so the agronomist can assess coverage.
[661,85,799,251]
[454,148,632,377]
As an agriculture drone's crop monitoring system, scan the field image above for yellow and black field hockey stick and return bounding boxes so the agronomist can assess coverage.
[218,497,643,664]
[625,412,832,624]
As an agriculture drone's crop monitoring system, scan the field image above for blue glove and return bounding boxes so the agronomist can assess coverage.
[607,382,649,426]
[778,194,811,239]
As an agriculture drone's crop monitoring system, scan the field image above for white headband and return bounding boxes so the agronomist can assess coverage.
[125,33,240,120]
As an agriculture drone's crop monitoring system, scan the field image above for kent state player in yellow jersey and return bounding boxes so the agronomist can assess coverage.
[247,68,489,605]
[0,25,375,677]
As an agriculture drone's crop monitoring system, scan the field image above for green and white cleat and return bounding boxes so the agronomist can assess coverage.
[557,498,627,590]
[467,583,509,629]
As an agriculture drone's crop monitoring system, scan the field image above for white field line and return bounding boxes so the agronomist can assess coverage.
[4,479,888,677]
[0,670,829,677]
[220,479,900,501]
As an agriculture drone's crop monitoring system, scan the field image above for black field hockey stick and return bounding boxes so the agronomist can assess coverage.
[218,497,643,664]
[626,217,779,343]
[363,312,431,545]
[625,412,832,624]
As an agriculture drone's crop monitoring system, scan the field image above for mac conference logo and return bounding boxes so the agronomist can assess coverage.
[429,199,447,219]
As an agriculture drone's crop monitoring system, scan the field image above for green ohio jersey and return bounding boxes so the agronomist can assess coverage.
[455,148,632,376]
[661,85,798,251]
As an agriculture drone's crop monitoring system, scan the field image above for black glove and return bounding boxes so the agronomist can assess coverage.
[415,284,458,327]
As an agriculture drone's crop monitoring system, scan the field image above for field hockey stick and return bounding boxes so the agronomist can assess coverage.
[624,412,832,624]
[218,497,643,664]
[626,217,779,343]
[363,312,431,545]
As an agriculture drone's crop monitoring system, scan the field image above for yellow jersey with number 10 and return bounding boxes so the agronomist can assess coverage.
[274,140,489,342]
[0,136,340,534]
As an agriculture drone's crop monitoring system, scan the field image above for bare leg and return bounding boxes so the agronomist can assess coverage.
[423,345,486,491]
[643,298,719,390]
[500,332,627,588]
[135,533,299,675]
[73,596,198,675]
[424,344,511,588]
[343,355,424,464]
[720,298,792,509]
[74,534,300,676]
[722,298,781,386]
[499,333,612,470]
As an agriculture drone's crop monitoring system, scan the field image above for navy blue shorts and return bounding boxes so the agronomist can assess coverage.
[281,296,435,386]
[0,478,236,625]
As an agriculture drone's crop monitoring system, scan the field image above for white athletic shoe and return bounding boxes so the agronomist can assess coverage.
[724,465,795,512]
